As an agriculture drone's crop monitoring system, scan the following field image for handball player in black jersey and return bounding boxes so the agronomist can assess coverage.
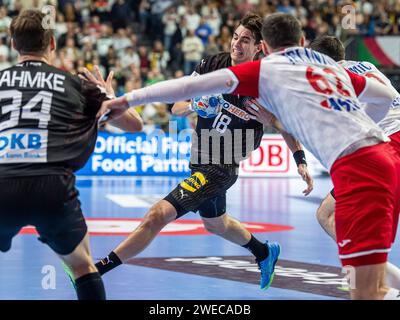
[0,10,142,300]
[96,13,313,290]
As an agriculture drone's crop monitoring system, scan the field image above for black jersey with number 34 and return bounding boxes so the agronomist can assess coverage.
[0,61,108,177]
[191,52,264,165]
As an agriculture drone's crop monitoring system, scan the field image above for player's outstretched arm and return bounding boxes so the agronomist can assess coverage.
[171,101,195,117]
[97,68,238,119]
[108,107,143,132]
[279,131,314,196]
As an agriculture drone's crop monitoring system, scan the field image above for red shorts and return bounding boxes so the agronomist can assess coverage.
[389,131,400,242]
[331,142,400,267]
[389,131,400,152]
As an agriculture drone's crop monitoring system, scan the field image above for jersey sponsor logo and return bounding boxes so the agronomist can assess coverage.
[0,129,47,163]
[19,218,293,236]
[220,98,250,121]
[180,171,207,192]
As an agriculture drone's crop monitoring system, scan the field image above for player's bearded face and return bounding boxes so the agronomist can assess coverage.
[230,25,259,65]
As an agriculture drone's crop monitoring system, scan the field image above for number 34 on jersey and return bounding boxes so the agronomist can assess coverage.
[0,90,52,163]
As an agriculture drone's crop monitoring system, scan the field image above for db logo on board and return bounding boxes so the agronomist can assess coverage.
[241,138,290,173]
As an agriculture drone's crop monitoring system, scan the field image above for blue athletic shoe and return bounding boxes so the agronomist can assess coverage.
[257,242,281,290]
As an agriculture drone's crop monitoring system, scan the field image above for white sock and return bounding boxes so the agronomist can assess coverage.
[386,262,400,290]
[383,288,400,300]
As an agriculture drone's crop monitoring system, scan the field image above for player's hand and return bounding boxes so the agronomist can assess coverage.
[245,99,273,124]
[96,96,129,122]
[245,99,284,131]
[298,164,313,196]
[79,66,115,97]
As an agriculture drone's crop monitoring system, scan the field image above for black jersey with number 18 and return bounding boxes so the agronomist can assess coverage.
[191,52,264,165]
[0,60,108,177]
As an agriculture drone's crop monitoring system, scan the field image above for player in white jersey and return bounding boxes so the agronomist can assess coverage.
[98,13,400,299]
[309,35,400,290]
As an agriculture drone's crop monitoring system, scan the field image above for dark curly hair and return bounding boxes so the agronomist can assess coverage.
[239,13,263,44]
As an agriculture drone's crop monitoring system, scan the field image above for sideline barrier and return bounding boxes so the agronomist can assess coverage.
[77,132,327,177]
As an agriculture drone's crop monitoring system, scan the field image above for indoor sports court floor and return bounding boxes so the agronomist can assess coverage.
[1,175,399,300]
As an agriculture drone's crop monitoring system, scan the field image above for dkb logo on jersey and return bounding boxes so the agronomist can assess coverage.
[0,129,47,163]
[180,171,207,192]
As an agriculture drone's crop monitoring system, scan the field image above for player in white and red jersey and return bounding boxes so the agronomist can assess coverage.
[310,35,400,291]
[98,13,400,299]
[343,61,400,137]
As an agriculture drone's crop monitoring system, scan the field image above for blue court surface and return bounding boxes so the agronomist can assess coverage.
[1,175,399,300]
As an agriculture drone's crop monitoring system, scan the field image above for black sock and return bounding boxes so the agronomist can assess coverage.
[95,251,122,276]
[242,235,269,262]
[75,272,106,300]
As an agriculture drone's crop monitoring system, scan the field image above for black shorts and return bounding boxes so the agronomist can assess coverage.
[164,163,239,218]
[0,174,87,255]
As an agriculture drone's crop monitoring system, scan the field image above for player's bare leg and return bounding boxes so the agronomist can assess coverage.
[202,213,251,245]
[61,233,97,278]
[60,233,105,300]
[95,200,177,275]
[114,200,177,261]
[386,262,400,289]
[316,193,336,240]
[350,264,391,300]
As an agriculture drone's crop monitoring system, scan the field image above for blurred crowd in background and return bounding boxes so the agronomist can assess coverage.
[0,0,398,132]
